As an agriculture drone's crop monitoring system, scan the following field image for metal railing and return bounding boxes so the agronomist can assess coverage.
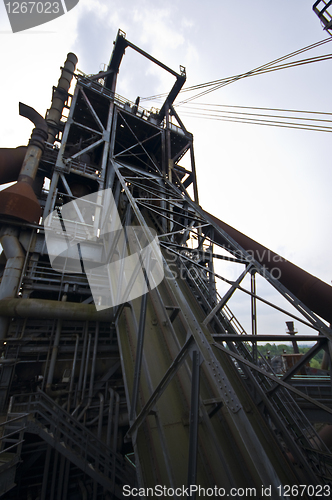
[8,391,135,492]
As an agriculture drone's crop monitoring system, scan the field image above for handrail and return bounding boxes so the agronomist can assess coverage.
[0,413,28,429]
[9,391,134,485]
[0,439,24,456]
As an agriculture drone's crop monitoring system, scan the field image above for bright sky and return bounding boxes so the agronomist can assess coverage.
[1,0,331,335]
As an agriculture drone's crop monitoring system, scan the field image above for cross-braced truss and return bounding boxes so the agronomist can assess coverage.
[1,29,332,500]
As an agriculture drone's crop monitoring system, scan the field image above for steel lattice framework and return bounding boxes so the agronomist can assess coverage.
[0,29,332,500]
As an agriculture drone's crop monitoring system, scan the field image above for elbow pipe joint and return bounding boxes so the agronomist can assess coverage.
[0,229,25,260]
[19,102,48,152]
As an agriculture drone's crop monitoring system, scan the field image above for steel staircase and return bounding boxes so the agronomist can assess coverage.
[0,391,135,497]
[0,412,27,496]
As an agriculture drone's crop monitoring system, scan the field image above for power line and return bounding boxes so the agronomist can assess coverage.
[140,37,332,103]
[177,53,332,104]
[181,102,332,116]
[178,110,332,133]
[179,105,332,123]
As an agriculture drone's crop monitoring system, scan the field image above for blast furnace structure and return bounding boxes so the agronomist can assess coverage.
[0,28,332,499]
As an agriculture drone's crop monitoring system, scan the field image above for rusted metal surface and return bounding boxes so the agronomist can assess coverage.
[0,180,41,223]
[206,211,332,324]
[0,147,27,185]
[0,104,48,223]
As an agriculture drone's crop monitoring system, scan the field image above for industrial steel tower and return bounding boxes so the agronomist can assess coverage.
[0,29,332,499]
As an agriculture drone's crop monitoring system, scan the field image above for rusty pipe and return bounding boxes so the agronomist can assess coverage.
[0,103,48,223]
[19,102,48,136]
[204,211,332,325]
[0,147,27,185]
[17,102,48,186]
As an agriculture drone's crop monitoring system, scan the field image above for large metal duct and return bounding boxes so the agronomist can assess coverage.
[205,212,332,325]
[0,146,27,185]
[0,298,113,322]
[46,52,78,143]
[0,103,48,223]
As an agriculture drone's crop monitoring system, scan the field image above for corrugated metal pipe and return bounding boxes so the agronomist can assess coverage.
[0,103,48,223]
[46,53,78,144]
[205,211,332,325]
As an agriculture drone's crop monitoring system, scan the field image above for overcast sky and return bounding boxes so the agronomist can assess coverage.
[1,0,331,335]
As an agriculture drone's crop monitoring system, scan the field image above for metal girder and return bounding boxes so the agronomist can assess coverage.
[2,29,332,500]
[212,341,332,419]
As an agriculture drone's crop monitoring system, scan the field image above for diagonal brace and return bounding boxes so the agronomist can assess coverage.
[124,335,195,441]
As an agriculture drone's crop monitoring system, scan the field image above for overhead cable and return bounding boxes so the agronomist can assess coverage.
[178,109,332,133]
[181,102,332,116]
[140,37,332,103]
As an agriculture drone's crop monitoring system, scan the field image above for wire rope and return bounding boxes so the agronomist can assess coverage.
[140,37,332,104]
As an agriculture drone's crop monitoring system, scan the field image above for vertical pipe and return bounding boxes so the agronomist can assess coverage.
[106,388,115,448]
[67,334,79,412]
[62,460,70,500]
[161,126,167,177]
[78,322,99,420]
[111,391,120,495]
[78,480,88,500]
[104,107,117,191]
[41,445,52,500]
[75,322,89,407]
[187,350,200,498]
[165,106,174,237]
[130,292,148,422]
[46,53,78,144]
[0,228,25,340]
[46,293,67,392]
[113,391,120,454]
[251,271,257,364]
[43,171,59,221]
[81,334,92,404]
[89,322,100,399]
[50,449,59,500]
[189,143,199,204]
[56,455,66,500]
[97,392,104,440]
